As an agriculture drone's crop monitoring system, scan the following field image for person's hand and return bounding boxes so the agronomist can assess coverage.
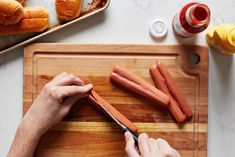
[125,132,181,157]
[22,72,93,138]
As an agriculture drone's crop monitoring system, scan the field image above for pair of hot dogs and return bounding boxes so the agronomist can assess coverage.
[88,61,193,134]
[110,62,193,124]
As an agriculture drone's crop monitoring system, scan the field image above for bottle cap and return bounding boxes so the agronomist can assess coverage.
[227,27,235,48]
[149,19,168,38]
[231,29,235,44]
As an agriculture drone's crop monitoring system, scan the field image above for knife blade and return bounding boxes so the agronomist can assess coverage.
[88,95,139,144]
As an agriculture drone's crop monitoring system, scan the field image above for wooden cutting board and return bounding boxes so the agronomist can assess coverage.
[24,44,208,157]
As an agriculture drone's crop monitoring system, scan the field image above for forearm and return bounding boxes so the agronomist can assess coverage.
[7,73,92,157]
[7,119,41,157]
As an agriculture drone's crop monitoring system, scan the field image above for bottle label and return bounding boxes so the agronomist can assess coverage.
[172,13,194,37]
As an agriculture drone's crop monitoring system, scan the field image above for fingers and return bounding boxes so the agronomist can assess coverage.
[63,94,84,108]
[138,133,150,155]
[51,72,84,86]
[174,149,181,157]
[135,134,181,157]
[124,132,140,157]
[156,138,170,148]
[156,138,172,152]
[156,138,180,157]
[49,84,93,103]
[148,138,159,154]
[55,94,86,118]
[60,84,92,97]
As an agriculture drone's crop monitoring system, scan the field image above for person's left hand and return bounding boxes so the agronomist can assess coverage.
[22,72,93,138]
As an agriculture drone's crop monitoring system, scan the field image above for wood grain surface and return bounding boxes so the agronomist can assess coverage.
[23,44,208,157]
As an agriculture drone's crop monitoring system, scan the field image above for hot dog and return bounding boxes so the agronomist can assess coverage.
[16,0,25,5]
[149,65,186,123]
[111,66,170,106]
[157,61,193,119]
[88,90,138,133]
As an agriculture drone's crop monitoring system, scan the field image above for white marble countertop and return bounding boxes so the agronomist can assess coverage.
[1,0,235,156]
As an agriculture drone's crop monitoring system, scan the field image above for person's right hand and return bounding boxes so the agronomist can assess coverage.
[125,132,181,157]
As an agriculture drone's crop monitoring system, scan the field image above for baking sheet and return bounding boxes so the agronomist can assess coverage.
[0,0,109,54]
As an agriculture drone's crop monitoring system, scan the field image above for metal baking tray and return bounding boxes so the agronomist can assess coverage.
[0,0,110,54]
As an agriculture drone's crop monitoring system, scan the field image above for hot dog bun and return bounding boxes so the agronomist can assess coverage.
[0,7,49,35]
[16,0,25,5]
[56,0,82,21]
[0,0,24,25]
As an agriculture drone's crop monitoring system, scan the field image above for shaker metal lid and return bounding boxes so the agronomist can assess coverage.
[149,19,168,38]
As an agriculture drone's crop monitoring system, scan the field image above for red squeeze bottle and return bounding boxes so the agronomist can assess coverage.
[172,2,210,38]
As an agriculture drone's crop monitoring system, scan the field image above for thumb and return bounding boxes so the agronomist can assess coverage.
[124,132,140,157]
[56,84,93,100]
[61,84,92,107]
[62,94,84,108]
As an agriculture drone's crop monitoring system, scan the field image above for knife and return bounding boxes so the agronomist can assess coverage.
[88,95,139,144]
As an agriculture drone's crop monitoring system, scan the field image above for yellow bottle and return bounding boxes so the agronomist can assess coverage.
[206,24,235,54]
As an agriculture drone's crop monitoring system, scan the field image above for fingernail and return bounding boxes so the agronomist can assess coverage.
[141,133,149,139]
[139,133,149,142]
[85,84,93,89]
[124,132,128,141]
[80,80,84,85]
[124,132,131,142]
[124,131,130,137]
